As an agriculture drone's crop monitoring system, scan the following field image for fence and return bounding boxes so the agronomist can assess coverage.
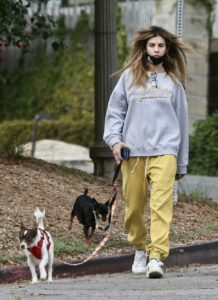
[0,0,155,75]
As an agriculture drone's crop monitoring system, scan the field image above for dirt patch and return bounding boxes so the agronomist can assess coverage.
[0,157,218,268]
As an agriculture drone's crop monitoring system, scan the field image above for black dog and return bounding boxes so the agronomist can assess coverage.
[68,188,110,245]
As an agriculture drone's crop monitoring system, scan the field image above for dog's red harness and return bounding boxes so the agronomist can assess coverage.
[28,228,51,259]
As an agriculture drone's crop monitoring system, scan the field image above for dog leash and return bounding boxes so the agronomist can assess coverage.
[93,163,120,232]
[57,161,121,266]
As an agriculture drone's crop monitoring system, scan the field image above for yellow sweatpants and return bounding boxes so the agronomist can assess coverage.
[121,155,177,261]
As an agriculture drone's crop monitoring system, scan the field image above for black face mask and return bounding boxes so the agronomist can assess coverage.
[146,54,165,65]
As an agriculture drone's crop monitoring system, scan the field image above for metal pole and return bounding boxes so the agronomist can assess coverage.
[31,112,53,157]
[176,0,184,37]
[31,120,38,157]
[174,0,185,203]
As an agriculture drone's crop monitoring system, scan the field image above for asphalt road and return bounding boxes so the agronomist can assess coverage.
[1,264,218,300]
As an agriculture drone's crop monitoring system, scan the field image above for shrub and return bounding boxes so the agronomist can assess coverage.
[0,47,94,121]
[0,8,128,122]
[0,8,128,159]
[189,112,218,176]
[0,120,31,158]
[0,119,94,158]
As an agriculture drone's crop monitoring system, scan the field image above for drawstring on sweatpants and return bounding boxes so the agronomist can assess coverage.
[145,156,149,178]
[131,157,139,173]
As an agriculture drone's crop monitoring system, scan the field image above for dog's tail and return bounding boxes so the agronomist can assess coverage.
[34,207,45,229]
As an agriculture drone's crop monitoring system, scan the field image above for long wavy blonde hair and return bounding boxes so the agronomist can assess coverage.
[117,26,192,88]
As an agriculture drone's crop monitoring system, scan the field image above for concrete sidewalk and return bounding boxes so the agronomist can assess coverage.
[1,264,218,300]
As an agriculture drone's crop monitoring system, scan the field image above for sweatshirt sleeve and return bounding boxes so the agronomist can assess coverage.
[174,84,189,174]
[103,71,128,149]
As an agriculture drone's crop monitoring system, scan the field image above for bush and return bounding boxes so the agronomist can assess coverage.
[0,120,31,158]
[0,9,128,159]
[0,8,128,122]
[189,112,218,176]
[0,47,94,121]
[0,9,95,122]
[0,119,94,158]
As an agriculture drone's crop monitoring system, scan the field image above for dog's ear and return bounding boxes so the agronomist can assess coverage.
[92,197,98,204]
[84,188,89,195]
[32,225,38,236]
[20,219,26,230]
[108,195,116,209]
[92,198,98,210]
[104,199,110,206]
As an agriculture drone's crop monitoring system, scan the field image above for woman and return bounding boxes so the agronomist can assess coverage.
[103,26,191,278]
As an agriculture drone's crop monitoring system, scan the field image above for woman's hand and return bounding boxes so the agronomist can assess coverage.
[112,142,129,163]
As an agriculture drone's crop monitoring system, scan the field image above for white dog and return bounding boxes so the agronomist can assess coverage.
[19,208,54,283]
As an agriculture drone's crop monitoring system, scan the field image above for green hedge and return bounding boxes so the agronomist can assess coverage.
[189,112,218,176]
[0,47,94,121]
[0,119,94,158]
[0,9,128,159]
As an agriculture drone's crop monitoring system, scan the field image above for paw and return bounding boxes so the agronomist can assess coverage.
[68,223,72,230]
[85,239,93,248]
[40,271,47,281]
[31,278,38,284]
[47,277,53,283]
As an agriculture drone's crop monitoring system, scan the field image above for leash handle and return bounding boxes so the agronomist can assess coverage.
[98,161,121,232]
[112,161,121,186]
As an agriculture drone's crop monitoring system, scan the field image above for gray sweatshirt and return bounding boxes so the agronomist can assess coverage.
[103,69,189,174]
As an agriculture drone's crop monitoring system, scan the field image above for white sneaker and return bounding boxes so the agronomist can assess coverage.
[146,258,164,278]
[132,250,148,274]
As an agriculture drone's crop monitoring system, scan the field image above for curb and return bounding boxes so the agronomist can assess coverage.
[1,239,218,284]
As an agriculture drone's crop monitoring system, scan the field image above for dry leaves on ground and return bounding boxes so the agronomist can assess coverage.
[0,157,218,268]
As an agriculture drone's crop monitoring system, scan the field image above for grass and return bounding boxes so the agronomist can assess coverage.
[196,221,218,236]
[54,236,131,257]
[0,254,26,266]
[107,239,130,248]
[178,181,218,209]
[169,231,195,243]
[179,186,218,209]
[59,165,94,182]
[0,236,131,266]
[0,238,87,265]
[54,236,87,257]
[170,219,218,244]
